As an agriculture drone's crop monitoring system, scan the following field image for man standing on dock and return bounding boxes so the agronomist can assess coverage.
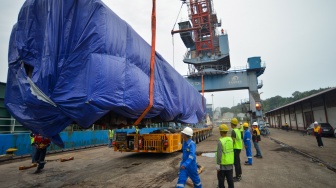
[313,121,324,148]
[108,129,114,148]
[284,122,289,132]
[230,118,242,182]
[216,124,234,188]
[30,132,36,163]
[252,122,263,158]
[243,123,252,165]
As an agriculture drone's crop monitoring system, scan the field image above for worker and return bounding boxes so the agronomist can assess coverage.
[239,122,244,139]
[252,122,262,158]
[284,122,289,132]
[313,121,324,148]
[30,132,36,163]
[33,134,51,174]
[230,118,242,182]
[135,126,139,134]
[176,127,202,188]
[108,129,114,148]
[243,123,252,165]
[216,124,234,188]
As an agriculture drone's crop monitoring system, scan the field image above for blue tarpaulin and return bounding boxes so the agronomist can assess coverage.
[5,0,206,147]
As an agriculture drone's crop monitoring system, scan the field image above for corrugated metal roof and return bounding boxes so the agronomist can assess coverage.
[265,87,336,114]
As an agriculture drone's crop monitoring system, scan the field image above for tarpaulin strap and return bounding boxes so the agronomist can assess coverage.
[134,0,156,125]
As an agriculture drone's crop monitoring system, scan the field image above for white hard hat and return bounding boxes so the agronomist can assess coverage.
[181,127,193,137]
[252,122,258,126]
[314,121,318,125]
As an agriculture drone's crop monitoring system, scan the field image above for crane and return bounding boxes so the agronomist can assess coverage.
[172,0,231,75]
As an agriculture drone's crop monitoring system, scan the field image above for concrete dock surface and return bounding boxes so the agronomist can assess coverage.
[162,127,336,188]
[0,127,335,188]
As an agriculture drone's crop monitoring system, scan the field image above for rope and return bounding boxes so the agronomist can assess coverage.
[171,2,185,69]
[172,2,185,32]
[172,36,175,68]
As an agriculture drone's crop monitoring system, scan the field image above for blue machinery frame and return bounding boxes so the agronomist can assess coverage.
[0,130,108,156]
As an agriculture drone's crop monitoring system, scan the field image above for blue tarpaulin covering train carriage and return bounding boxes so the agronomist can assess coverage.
[5,0,206,147]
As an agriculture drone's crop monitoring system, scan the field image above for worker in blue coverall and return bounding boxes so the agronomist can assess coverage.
[243,123,252,165]
[176,127,202,188]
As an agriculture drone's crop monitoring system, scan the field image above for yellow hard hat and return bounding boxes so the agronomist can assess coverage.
[231,118,238,125]
[243,122,249,128]
[219,124,229,132]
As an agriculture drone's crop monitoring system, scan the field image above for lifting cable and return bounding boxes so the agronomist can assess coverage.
[202,75,205,109]
[134,0,156,125]
[171,2,185,69]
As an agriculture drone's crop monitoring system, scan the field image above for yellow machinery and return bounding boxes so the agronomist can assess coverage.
[114,127,213,153]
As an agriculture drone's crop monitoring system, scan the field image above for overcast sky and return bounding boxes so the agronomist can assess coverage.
[1,0,335,109]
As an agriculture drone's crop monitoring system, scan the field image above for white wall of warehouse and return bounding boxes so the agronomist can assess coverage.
[296,113,304,130]
[327,107,336,128]
[313,109,327,124]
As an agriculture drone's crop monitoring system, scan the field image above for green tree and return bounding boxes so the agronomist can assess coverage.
[220,87,331,113]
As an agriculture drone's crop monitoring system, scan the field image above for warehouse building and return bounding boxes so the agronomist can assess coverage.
[265,87,336,130]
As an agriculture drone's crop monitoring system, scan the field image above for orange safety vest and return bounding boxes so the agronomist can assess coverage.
[313,126,321,135]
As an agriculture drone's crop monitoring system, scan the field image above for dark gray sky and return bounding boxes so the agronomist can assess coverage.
[1,0,335,108]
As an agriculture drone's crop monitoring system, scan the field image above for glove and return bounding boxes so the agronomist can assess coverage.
[216,164,220,171]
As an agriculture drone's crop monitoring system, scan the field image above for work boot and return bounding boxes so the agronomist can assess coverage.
[233,176,241,182]
[33,169,42,174]
[257,156,263,159]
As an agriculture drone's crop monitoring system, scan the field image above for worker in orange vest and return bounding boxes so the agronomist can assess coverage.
[33,134,51,174]
[252,122,262,158]
[313,121,324,148]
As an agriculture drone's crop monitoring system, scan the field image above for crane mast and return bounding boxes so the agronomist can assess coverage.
[172,0,230,75]
[188,0,217,55]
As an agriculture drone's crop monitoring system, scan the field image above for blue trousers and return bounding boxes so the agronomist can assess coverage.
[31,146,36,163]
[35,148,47,170]
[176,168,202,188]
[253,142,262,157]
[245,145,252,164]
[108,138,113,147]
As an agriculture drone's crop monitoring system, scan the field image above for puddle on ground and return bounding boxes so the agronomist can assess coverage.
[201,152,216,158]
